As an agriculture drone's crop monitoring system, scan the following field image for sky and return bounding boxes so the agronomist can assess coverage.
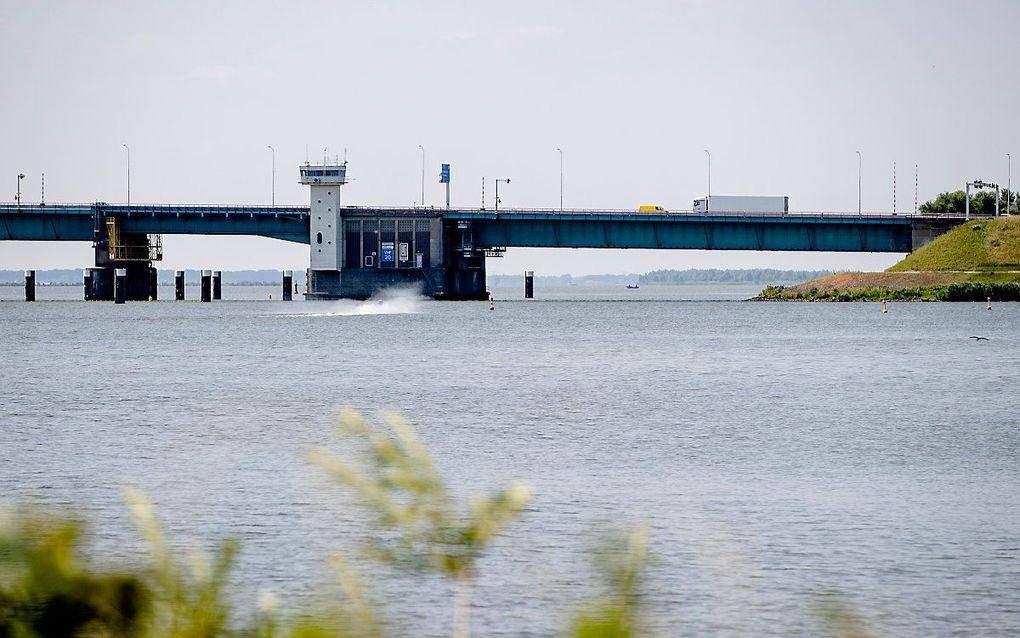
[1,0,1017,274]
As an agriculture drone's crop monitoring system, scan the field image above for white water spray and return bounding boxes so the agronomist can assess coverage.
[290,285,426,317]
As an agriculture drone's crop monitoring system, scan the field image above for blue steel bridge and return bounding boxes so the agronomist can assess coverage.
[0,201,963,300]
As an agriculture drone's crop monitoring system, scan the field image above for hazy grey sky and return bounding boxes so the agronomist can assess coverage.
[2,0,1017,274]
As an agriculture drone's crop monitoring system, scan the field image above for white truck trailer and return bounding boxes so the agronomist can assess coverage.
[692,195,789,214]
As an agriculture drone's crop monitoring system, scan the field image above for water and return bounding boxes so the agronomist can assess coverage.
[1,286,1018,636]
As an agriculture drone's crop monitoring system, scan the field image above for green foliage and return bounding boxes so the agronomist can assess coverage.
[309,409,533,638]
[569,525,649,638]
[123,487,242,638]
[937,282,1020,301]
[755,281,1020,302]
[0,411,887,636]
[919,190,967,217]
[757,285,787,299]
[0,511,148,638]
[309,409,533,580]
[919,190,1013,217]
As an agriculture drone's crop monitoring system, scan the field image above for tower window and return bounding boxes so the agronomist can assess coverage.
[316,232,323,245]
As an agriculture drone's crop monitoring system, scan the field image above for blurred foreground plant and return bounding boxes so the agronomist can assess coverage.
[569,524,649,638]
[309,408,533,638]
[123,487,240,638]
[0,509,147,638]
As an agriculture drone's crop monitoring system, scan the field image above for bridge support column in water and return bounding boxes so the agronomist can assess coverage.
[175,271,185,300]
[282,270,293,301]
[24,270,35,301]
[84,213,160,301]
[200,270,212,302]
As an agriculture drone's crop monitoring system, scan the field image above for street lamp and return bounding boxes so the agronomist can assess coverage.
[556,148,563,211]
[122,144,131,206]
[494,178,510,211]
[703,149,711,213]
[16,173,24,208]
[856,150,862,215]
[1008,153,1012,215]
[267,145,275,206]
[418,144,425,207]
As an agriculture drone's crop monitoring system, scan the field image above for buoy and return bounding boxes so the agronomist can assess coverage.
[987,296,992,310]
[882,300,888,314]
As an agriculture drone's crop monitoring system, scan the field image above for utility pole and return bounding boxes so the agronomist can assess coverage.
[418,144,425,207]
[556,148,563,211]
[704,149,711,212]
[267,145,275,206]
[914,164,918,215]
[856,151,862,215]
[122,144,131,206]
[494,178,510,211]
[892,161,896,214]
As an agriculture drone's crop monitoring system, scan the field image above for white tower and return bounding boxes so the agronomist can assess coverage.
[299,163,347,270]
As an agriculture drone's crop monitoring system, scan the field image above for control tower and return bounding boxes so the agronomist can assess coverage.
[299,162,347,299]
[298,161,477,300]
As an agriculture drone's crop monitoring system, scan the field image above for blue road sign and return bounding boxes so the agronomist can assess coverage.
[440,163,450,183]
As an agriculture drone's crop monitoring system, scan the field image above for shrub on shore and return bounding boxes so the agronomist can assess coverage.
[756,281,1020,302]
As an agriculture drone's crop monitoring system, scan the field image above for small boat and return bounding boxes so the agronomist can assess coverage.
[626,284,639,289]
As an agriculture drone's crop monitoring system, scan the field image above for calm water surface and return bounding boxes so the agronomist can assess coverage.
[1,285,1018,636]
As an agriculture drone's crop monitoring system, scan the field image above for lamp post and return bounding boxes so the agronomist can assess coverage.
[556,148,563,211]
[418,144,425,207]
[122,144,130,206]
[856,150,862,215]
[16,173,24,208]
[703,149,711,212]
[494,178,510,211]
[1008,153,1012,215]
[267,145,275,206]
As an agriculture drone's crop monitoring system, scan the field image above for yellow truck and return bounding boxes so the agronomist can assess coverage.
[638,205,668,213]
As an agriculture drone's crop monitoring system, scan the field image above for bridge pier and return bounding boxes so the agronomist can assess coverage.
[282,270,293,301]
[303,214,487,301]
[84,213,160,301]
[24,270,35,301]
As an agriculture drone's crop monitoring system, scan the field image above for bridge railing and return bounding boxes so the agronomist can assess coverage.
[0,203,309,214]
[1,202,971,220]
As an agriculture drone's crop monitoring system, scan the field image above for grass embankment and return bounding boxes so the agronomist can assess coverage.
[888,216,1020,271]
[757,217,1020,301]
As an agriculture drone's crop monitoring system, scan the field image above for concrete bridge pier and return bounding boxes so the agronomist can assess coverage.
[84,214,160,301]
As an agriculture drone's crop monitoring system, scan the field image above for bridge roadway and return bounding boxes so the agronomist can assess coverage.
[0,203,955,252]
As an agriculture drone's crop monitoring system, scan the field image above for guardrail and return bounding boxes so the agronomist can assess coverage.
[0,202,975,221]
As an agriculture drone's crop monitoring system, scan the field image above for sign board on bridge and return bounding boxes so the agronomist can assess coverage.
[440,164,450,184]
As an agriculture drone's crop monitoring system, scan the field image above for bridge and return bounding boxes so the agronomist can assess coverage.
[0,166,964,300]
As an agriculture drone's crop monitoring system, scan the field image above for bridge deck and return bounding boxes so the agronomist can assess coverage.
[0,203,960,252]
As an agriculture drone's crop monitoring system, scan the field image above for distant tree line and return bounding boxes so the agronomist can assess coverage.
[639,269,833,284]
[920,189,1016,217]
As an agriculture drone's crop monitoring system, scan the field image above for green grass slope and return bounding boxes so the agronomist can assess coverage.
[888,216,1020,272]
